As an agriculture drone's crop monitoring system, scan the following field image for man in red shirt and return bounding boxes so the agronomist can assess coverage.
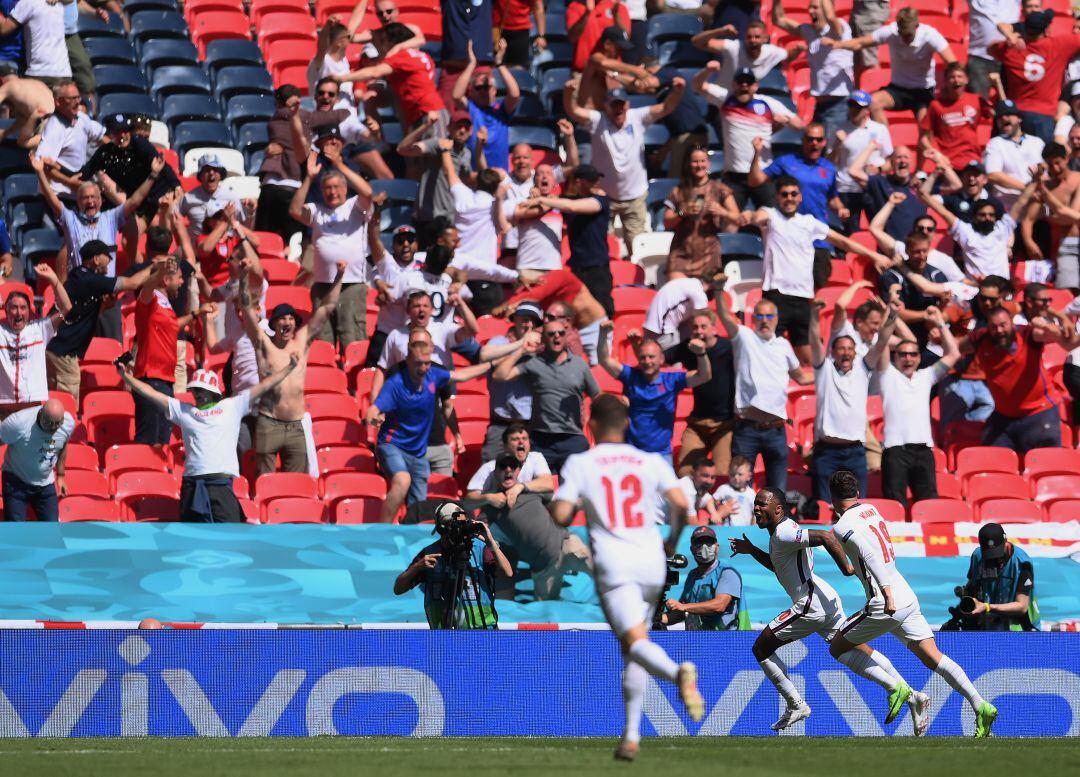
[959,306,1071,453]
[341,23,444,129]
[922,62,994,170]
[133,259,190,450]
[990,10,1080,144]
[566,0,631,73]
[494,0,546,68]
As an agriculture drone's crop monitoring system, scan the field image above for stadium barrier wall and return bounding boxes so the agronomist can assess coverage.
[0,631,1077,737]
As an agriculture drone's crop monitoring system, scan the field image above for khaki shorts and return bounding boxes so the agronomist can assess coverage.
[46,351,81,403]
[310,281,368,350]
[677,416,735,476]
[533,533,593,601]
[609,194,649,257]
[851,0,890,68]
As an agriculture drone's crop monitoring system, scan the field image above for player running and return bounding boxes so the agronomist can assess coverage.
[730,487,928,733]
[828,470,998,737]
[549,394,703,762]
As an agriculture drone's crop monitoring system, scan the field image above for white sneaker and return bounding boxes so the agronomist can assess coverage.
[910,692,930,737]
[771,702,811,731]
[677,662,704,722]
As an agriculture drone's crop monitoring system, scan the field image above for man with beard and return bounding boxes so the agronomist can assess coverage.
[1020,143,1080,291]
[241,263,348,477]
[984,100,1045,212]
[664,526,746,631]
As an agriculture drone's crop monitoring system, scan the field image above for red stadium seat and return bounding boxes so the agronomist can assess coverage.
[452,394,489,421]
[475,315,510,343]
[954,447,1020,489]
[612,286,656,314]
[264,37,318,72]
[610,261,645,287]
[82,389,134,419]
[321,471,388,503]
[305,393,359,422]
[313,0,355,25]
[59,496,119,522]
[1024,447,1080,478]
[311,419,368,447]
[115,470,179,500]
[190,10,252,56]
[457,420,488,449]
[256,11,316,46]
[1031,474,1080,506]
[343,340,370,377]
[272,63,311,91]
[428,473,461,499]
[125,495,181,522]
[265,497,327,524]
[317,446,377,475]
[64,443,101,472]
[966,473,1028,508]
[979,498,1043,524]
[184,0,243,25]
[934,471,962,500]
[255,472,319,504]
[910,498,972,523]
[82,337,124,365]
[307,339,339,367]
[942,421,985,469]
[333,496,383,524]
[1045,499,1080,522]
[63,470,110,498]
[80,363,124,396]
[305,365,349,394]
[862,498,905,523]
[233,475,250,499]
[352,366,378,398]
[265,286,313,319]
[49,390,77,419]
[261,259,300,285]
[250,0,308,26]
[240,497,259,523]
[103,444,170,489]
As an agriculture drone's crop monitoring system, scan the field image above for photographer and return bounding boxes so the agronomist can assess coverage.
[474,453,592,601]
[394,501,513,629]
[664,527,748,631]
[950,523,1040,631]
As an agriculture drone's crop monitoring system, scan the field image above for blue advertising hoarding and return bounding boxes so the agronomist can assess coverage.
[0,631,1076,738]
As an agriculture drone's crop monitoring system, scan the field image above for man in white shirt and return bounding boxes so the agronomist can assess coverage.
[967,0,1020,97]
[565,81,685,256]
[368,223,422,367]
[772,0,853,141]
[690,19,791,93]
[289,150,373,350]
[0,0,71,82]
[983,100,1046,212]
[833,90,892,231]
[502,120,578,255]
[0,399,73,522]
[466,423,554,501]
[509,164,565,282]
[917,174,1039,280]
[741,173,891,366]
[873,307,960,506]
[824,8,956,127]
[675,453,722,523]
[36,80,103,197]
[118,358,300,522]
[716,294,813,493]
[808,300,891,503]
[643,275,717,349]
[179,153,251,242]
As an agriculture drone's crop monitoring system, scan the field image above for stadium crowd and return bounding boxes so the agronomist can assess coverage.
[0,0,1079,589]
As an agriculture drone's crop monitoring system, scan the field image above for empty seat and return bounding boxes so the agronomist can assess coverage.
[305,393,358,422]
[317,446,377,476]
[190,10,253,57]
[115,470,179,501]
[1045,499,1080,522]
[265,285,313,319]
[84,37,138,65]
[103,444,170,488]
[77,10,127,37]
[59,496,119,522]
[98,93,160,120]
[310,419,367,447]
[321,471,388,505]
[125,495,181,522]
[611,286,656,314]
[150,65,212,102]
[130,11,190,45]
[1031,474,1080,505]
[162,94,222,128]
[255,471,319,504]
[205,39,263,74]
[265,497,326,524]
[92,65,149,96]
[140,38,200,75]
[646,14,704,49]
[172,120,232,158]
[63,443,100,471]
[215,66,275,102]
[305,366,349,395]
[955,446,1020,487]
[333,496,383,524]
[979,499,1042,524]
[610,261,645,287]
[910,498,972,523]
[427,473,461,499]
[1023,447,1080,478]
[966,473,1028,508]
[225,94,275,133]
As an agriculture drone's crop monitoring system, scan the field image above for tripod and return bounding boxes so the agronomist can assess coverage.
[440,546,498,630]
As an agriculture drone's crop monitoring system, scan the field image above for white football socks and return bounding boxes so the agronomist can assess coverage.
[759,654,804,707]
[935,655,985,711]
[622,661,647,743]
[836,649,899,691]
[628,639,680,683]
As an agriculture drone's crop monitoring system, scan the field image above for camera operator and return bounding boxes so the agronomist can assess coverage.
[473,453,592,601]
[394,501,513,629]
[950,523,1040,631]
[663,526,748,631]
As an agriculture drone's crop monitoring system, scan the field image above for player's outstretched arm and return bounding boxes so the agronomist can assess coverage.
[808,529,855,576]
[729,534,774,570]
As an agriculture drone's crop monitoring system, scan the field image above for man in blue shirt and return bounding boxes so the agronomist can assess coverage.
[749,123,849,289]
[0,216,12,278]
[365,330,513,522]
[0,0,22,72]
[596,322,712,463]
[665,526,747,631]
[452,39,519,171]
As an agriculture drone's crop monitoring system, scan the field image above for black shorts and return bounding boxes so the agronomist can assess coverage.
[883,84,935,113]
[763,290,811,347]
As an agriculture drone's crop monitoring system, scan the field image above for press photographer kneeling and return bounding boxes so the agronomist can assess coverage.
[394,501,513,629]
[662,526,747,631]
[946,523,1040,631]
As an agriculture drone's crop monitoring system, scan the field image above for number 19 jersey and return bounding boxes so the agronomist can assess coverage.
[833,503,917,613]
[554,443,680,589]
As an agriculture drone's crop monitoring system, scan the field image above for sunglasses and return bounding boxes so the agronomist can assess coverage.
[544,330,567,337]
[914,224,936,233]
[805,136,827,143]
[753,313,776,321]
[778,191,800,199]
[692,538,718,547]
[1033,297,1052,304]
[897,350,920,357]
[393,234,416,243]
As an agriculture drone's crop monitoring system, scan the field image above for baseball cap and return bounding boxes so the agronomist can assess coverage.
[393,224,417,238]
[104,114,131,134]
[1071,81,1080,99]
[691,526,718,544]
[449,108,473,126]
[268,303,301,326]
[570,163,604,181]
[995,99,1021,118]
[1025,9,1054,34]
[434,501,468,526]
[848,90,872,108]
[978,522,1007,561]
[605,87,630,104]
[495,453,522,470]
[961,160,986,175]
[188,369,224,396]
[78,239,112,263]
[129,114,152,130]
[197,152,227,175]
[314,124,343,143]
[733,67,757,85]
[512,301,543,322]
[600,25,634,52]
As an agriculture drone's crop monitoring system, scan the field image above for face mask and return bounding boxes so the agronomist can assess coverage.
[692,543,717,565]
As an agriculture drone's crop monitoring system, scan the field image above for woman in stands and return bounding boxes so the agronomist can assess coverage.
[308,22,356,107]
[663,145,740,281]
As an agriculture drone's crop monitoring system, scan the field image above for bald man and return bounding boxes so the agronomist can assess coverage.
[0,399,74,522]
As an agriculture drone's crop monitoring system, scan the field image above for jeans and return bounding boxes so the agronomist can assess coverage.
[939,377,995,434]
[731,421,789,492]
[881,444,938,507]
[134,377,174,446]
[981,405,1062,455]
[838,191,865,234]
[530,431,590,478]
[1020,111,1056,145]
[812,442,868,503]
[2,472,59,522]
[814,98,850,150]
[377,443,431,505]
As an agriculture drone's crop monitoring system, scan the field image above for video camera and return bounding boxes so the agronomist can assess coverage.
[653,554,688,630]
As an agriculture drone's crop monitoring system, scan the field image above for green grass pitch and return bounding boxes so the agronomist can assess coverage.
[1,737,1077,776]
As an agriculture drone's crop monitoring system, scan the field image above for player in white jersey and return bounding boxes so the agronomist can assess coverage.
[550,394,703,762]
[828,470,999,737]
[731,486,924,732]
